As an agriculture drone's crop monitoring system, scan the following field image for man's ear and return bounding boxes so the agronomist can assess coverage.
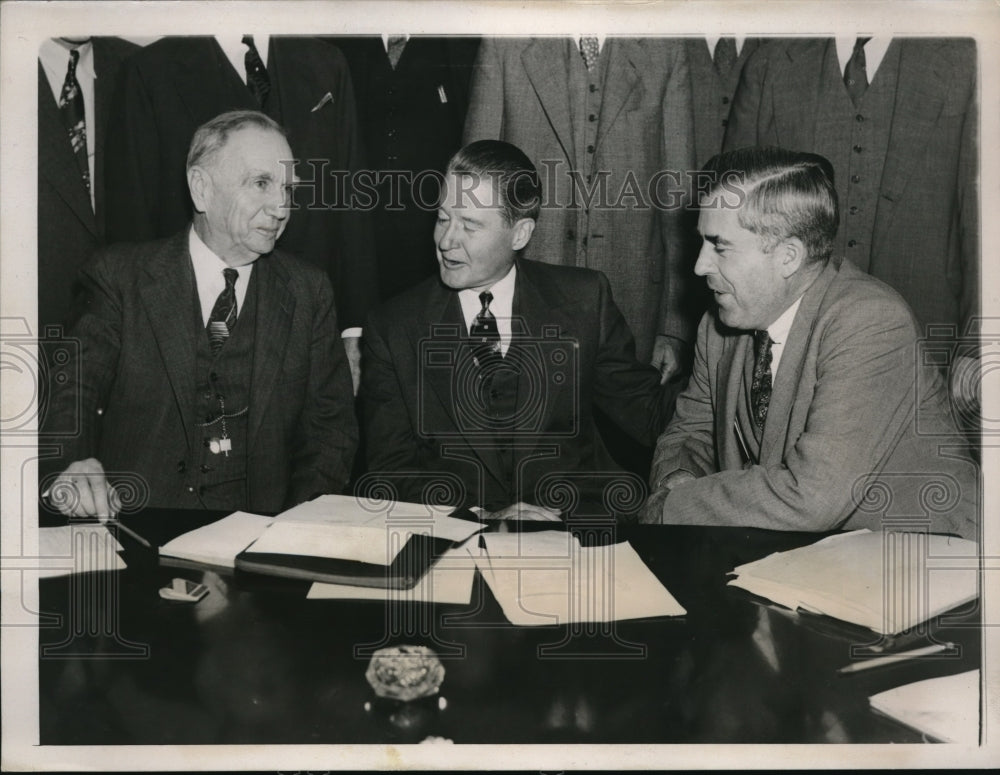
[187,166,211,214]
[511,218,536,251]
[778,236,807,279]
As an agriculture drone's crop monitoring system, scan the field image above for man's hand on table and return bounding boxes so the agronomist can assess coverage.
[47,458,120,519]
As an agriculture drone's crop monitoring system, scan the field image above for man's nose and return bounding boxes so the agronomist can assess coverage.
[694,243,714,276]
[437,219,461,250]
[267,187,291,219]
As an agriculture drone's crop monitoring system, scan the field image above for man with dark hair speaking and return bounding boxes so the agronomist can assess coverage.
[363,140,674,520]
[644,147,977,540]
[46,110,358,517]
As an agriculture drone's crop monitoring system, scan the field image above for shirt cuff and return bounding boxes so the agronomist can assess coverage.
[341,327,362,339]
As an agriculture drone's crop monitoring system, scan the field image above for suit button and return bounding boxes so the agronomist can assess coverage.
[566,229,576,240]
[851,174,861,183]
[849,205,859,215]
[855,113,864,122]
[722,96,730,104]
[588,113,597,122]
[587,144,595,153]
[721,119,729,128]
[176,460,186,473]
[200,464,212,473]
[589,83,597,93]
[853,144,863,153]
[848,239,857,248]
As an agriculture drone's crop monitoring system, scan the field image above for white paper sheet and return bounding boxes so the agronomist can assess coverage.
[474,532,685,625]
[245,520,411,566]
[869,670,980,743]
[159,511,272,569]
[36,525,126,577]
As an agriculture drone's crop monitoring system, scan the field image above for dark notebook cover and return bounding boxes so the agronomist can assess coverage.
[234,532,457,589]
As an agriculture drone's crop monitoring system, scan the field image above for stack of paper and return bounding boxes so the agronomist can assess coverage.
[728,530,979,635]
[159,511,273,569]
[869,670,979,743]
[473,531,685,626]
[37,524,126,577]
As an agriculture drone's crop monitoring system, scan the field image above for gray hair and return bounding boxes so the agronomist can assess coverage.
[186,110,287,171]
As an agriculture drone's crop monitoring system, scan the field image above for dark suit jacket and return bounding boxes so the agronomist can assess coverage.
[325,36,479,300]
[363,260,675,514]
[724,38,978,335]
[47,230,358,513]
[103,36,377,329]
[649,259,978,540]
[464,38,697,361]
[38,37,139,331]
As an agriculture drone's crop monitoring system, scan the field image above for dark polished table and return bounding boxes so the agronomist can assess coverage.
[38,510,980,745]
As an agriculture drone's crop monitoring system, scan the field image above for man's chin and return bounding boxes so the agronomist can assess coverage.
[438,265,468,289]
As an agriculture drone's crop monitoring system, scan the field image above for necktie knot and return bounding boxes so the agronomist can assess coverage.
[67,48,79,75]
[222,267,238,289]
[844,37,872,106]
[478,291,494,316]
[713,36,738,77]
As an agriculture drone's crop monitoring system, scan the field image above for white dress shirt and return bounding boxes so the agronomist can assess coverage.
[39,38,97,210]
[215,34,270,85]
[458,264,517,357]
[189,227,254,326]
[704,35,747,58]
[835,36,891,80]
[381,33,410,52]
[765,295,804,382]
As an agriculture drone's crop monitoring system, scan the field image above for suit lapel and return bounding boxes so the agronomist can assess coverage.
[771,40,826,147]
[595,39,644,155]
[247,254,295,447]
[137,231,200,450]
[521,39,575,163]
[759,261,840,462]
[872,40,948,260]
[716,326,750,469]
[38,62,97,238]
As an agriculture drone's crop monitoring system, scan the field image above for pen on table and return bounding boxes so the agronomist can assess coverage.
[837,642,954,675]
[107,520,153,549]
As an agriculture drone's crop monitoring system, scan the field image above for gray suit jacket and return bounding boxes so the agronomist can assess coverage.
[648,259,978,540]
[47,230,358,512]
[724,38,978,335]
[463,38,697,361]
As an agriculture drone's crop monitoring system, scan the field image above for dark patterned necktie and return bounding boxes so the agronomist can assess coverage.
[843,36,872,106]
[469,291,502,366]
[713,36,738,79]
[207,269,239,354]
[750,330,773,433]
[242,35,271,108]
[386,35,407,69]
[59,48,90,195]
[579,36,600,72]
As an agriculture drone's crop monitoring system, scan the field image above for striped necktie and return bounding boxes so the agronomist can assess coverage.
[242,35,271,109]
[750,329,773,433]
[207,268,239,354]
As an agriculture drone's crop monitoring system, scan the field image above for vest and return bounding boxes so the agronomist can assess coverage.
[183,270,257,510]
[813,41,900,272]
[566,38,612,267]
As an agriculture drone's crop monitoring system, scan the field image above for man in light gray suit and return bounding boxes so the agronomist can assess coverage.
[643,147,977,540]
[464,37,696,380]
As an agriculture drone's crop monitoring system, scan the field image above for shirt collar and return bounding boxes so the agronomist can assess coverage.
[381,33,410,51]
[458,264,517,323]
[39,38,95,87]
[189,226,254,287]
[704,35,746,58]
[766,294,804,345]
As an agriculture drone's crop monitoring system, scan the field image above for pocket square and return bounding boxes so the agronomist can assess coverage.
[311,92,334,112]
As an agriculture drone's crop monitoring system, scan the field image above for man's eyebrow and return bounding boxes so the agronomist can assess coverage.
[457,213,487,227]
[243,168,275,182]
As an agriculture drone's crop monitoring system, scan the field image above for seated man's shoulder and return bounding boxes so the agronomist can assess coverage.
[368,273,445,327]
[520,260,607,296]
[821,260,918,332]
[89,234,182,276]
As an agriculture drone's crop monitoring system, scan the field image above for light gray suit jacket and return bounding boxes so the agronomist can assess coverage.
[648,259,978,540]
[463,37,697,361]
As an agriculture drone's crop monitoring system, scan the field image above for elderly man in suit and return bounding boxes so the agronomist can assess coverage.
[463,37,697,380]
[723,38,979,413]
[363,140,675,520]
[644,147,977,540]
[104,35,377,390]
[37,36,138,331]
[46,111,358,518]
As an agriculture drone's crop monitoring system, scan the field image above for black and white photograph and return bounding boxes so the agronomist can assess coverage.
[1,0,997,770]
